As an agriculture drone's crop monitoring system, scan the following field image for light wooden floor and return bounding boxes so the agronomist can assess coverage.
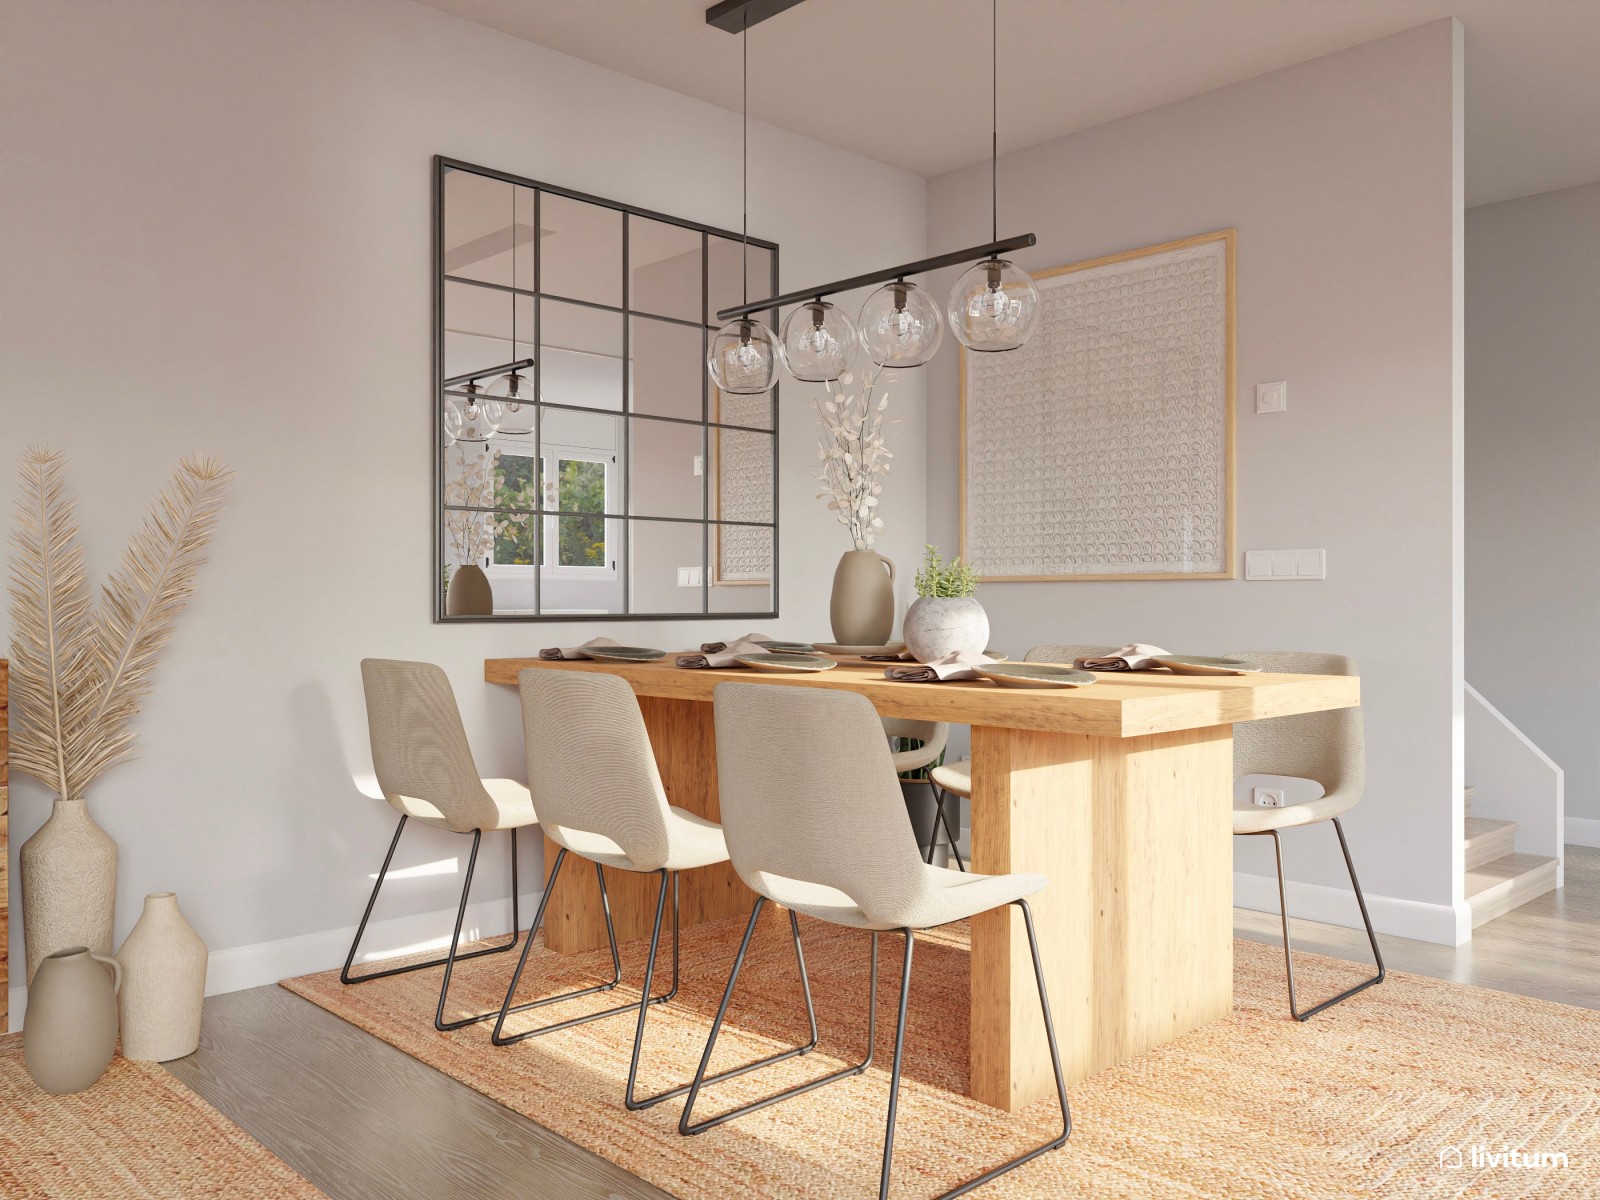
[166,846,1600,1200]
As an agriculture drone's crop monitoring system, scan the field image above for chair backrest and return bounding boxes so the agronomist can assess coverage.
[715,683,929,924]
[518,669,674,871]
[1227,650,1363,801]
[360,659,499,833]
[881,717,949,760]
[1024,643,1118,664]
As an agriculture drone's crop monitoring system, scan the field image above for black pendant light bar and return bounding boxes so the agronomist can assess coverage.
[443,357,533,389]
[714,233,1036,323]
[705,0,807,32]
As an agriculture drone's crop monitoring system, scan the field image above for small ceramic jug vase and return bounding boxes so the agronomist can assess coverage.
[117,891,209,1062]
[22,945,123,1095]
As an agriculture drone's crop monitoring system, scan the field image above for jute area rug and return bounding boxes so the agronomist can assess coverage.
[0,1034,326,1199]
[285,909,1599,1199]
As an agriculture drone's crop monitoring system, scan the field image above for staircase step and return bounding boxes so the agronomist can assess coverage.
[1463,817,1517,870]
[1465,852,1559,928]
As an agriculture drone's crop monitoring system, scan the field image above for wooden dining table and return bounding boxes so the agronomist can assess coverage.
[485,654,1358,1113]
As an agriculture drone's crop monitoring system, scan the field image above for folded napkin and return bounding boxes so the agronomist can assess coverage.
[676,638,770,669]
[539,636,622,661]
[884,650,995,683]
[1076,643,1170,671]
[862,649,915,662]
[699,632,772,653]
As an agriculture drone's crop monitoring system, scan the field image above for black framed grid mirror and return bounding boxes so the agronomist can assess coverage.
[434,156,780,622]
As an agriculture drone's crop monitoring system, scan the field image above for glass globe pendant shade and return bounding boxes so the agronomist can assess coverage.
[948,257,1041,352]
[484,370,536,435]
[779,300,859,382]
[443,381,503,443]
[708,317,779,394]
[858,280,944,368]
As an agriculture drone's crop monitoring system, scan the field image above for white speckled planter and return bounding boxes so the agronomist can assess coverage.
[903,596,989,663]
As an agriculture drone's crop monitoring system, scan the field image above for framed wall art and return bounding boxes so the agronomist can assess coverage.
[960,229,1236,581]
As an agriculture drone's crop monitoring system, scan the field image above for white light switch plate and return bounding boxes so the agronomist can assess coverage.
[692,455,704,477]
[676,566,702,587]
[1256,381,1287,413]
[1245,549,1325,580]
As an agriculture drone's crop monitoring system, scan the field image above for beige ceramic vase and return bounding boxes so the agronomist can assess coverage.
[116,891,209,1062]
[446,563,494,616]
[21,798,118,984]
[22,945,123,1094]
[829,549,896,645]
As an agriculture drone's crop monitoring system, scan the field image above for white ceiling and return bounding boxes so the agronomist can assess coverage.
[415,0,1599,206]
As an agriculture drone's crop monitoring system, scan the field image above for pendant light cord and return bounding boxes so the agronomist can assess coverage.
[742,11,750,307]
[991,0,998,245]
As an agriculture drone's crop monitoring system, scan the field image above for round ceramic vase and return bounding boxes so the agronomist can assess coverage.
[903,596,990,663]
[829,549,896,645]
[22,946,123,1095]
[21,798,118,984]
[446,563,494,616]
[117,892,209,1062]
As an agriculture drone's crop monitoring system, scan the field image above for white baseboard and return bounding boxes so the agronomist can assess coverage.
[1565,817,1600,849]
[1234,870,1468,946]
[6,889,542,1034]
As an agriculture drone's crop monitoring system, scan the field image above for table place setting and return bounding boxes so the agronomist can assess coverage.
[1072,644,1260,675]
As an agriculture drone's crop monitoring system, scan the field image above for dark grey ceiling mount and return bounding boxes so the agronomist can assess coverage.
[705,0,808,33]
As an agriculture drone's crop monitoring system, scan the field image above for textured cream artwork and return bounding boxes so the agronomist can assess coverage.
[962,232,1234,580]
[713,391,773,584]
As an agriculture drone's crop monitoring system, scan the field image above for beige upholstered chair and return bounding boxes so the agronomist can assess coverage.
[684,683,1070,1199]
[928,645,1114,824]
[492,668,736,1111]
[883,718,960,868]
[1228,650,1383,1019]
[345,659,539,1032]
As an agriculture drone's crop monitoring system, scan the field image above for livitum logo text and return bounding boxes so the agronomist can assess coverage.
[1439,1145,1570,1171]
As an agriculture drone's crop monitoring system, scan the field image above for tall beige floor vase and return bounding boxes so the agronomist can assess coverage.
[829,549,896,645]
[22,945,122,1094]
[117,891,208,1061]
[20,798,118,984]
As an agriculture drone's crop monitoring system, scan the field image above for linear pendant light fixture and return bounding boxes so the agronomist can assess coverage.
[705,0,1041,390]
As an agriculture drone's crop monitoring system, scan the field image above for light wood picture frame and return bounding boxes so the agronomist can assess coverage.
[959,229,1236,582]
[711,389,773,586]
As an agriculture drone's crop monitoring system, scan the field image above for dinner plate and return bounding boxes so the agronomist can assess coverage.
[1152,655,1260,675]
[754,640,817,654]
[579,646,668,662]
[973,663,1097,689]
[734,652,837,673]
[814,641,906,656]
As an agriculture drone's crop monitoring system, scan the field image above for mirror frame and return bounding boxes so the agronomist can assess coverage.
[433,156,780,622]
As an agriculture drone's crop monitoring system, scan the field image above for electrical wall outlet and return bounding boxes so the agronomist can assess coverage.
[1252,786,1287,808]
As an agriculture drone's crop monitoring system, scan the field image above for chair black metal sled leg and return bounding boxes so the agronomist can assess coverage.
[1247,816,1386,1021]
[340,816,522,1032]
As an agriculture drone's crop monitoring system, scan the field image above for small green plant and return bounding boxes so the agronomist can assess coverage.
[913,545,979,599]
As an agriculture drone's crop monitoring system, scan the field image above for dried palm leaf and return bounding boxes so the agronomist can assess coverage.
[75,455,234,792]
[6,446,99,799]
[6,448,233,801]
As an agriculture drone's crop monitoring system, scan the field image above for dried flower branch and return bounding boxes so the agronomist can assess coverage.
[814,366,894,550]
[442,446,525,567]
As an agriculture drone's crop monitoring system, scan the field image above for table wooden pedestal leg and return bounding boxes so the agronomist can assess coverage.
[968,723,1234,1111]
[540,697,754,955]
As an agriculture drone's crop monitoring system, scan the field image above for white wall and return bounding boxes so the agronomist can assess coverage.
[0,0,928,1015]
[1465,182,1600,836]
[923,21,1466,941]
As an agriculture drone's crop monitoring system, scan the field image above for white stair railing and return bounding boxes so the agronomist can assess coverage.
[1464,683,1565,886]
